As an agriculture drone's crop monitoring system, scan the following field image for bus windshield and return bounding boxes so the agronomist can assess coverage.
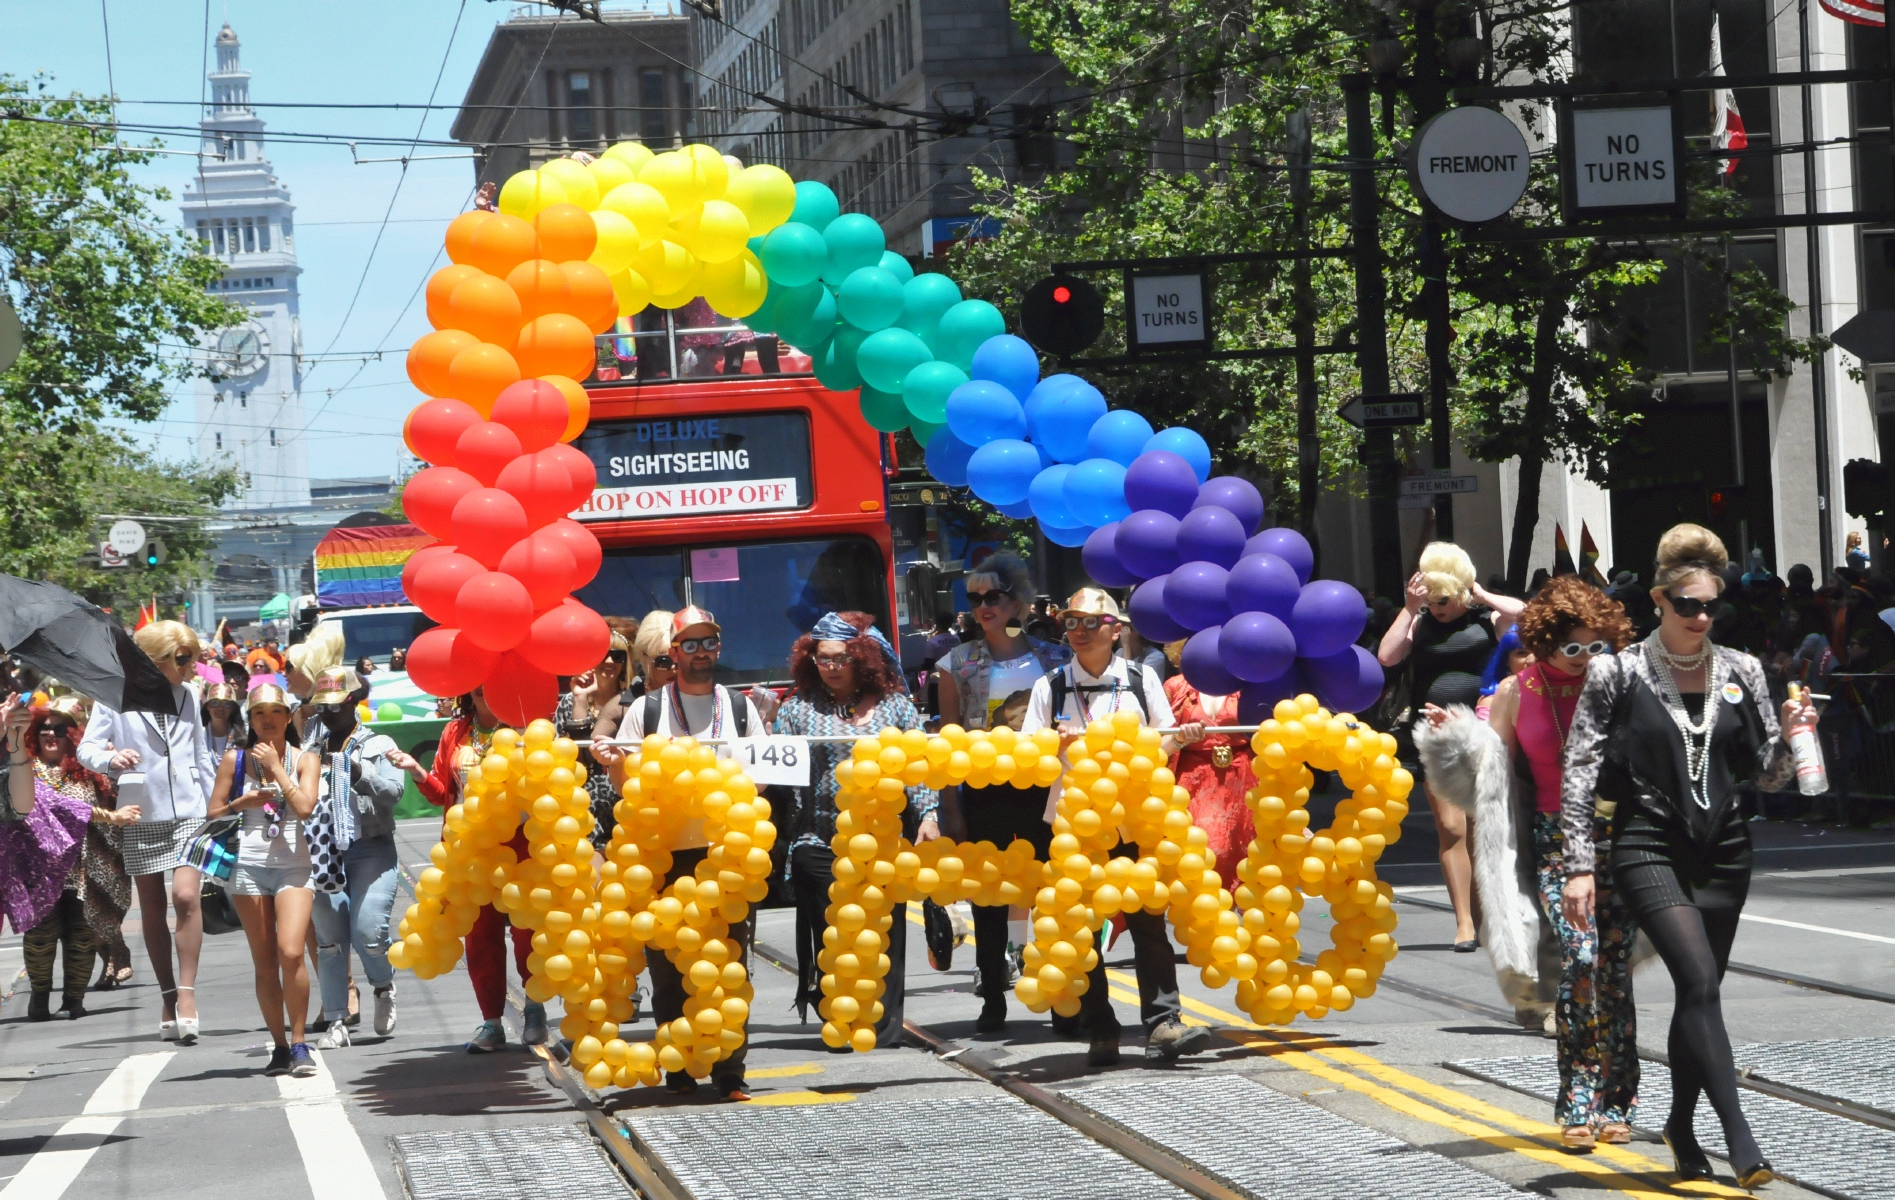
[321,610,437,665]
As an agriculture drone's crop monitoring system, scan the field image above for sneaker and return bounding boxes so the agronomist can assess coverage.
[288,1042,318,1077]
[373,985,397,1037]
[466,1019,506,1053]
[1143,1020,1212,1062]
[521,1002,549,1046]
[1087,1036,1122,1067]
[317,1020,351,1050]
[264,1044,292,1076]
[1005,943,1024,987]
[715,1077,751,1102]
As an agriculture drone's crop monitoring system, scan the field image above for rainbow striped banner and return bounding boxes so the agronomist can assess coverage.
[314,523,432,609]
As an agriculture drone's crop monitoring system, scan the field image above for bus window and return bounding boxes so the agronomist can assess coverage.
[686,535,890,686]
[580,548,690,626]
[321,609,436,666]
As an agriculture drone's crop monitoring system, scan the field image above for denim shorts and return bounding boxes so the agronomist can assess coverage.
[231,862,313,897]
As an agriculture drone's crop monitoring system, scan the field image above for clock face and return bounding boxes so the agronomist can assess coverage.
[214,323,269,376]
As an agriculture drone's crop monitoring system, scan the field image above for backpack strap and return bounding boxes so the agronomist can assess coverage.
[1051,662,1153,725]
[719,685,749,738]
[641,692,663,737]
[1048,664,1071,727]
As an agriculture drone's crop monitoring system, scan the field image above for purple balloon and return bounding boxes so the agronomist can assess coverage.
[1176,506,1247,569]
[1195,476,1265,534]
[1181,626,1243,695]
[1226,552,1301,622]
[1129,575,1191,644]
[1290,579,1369,658]
[1164,561,1231,632]
[1221,611,1297,683]
[1238,674,1302,724]
[1083,522,1139,587]
[1114,509,1180,580]
[1248,527,1314,584]
[1123,450,1201,518]
[1301,645,1385,714]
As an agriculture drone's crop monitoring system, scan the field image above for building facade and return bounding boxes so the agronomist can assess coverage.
[182,23,310,511]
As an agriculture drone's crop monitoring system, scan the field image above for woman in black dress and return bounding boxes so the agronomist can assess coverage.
[1561,524,1810,1190]
[1378,541,1524,948]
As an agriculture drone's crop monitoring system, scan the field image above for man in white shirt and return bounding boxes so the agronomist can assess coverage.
[1021,588,1210,1067]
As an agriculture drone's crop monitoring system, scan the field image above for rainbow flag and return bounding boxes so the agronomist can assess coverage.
[314,523,432,610]
[1552,524,1576,576]
[1579,522,1607,587]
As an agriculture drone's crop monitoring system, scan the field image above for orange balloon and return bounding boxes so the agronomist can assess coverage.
[426,264,485,330]
[532,203,597,263]
[541,375,590,442]
[559,261,618,334]
[446,342,522,415]
[444,210,491,266]
[407,328,479,397]
[444,274,524,349]
[467,213,539,278]
[505,259,574,321]
[512,313,596,380]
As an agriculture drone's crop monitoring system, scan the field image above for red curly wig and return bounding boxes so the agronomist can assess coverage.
[1516,575,1634,662]
[788,611,907,701]
[25,709,112,798]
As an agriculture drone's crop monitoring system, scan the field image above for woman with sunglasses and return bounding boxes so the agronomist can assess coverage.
[203,683,246,761]
[79,620,220,1043]
[933,553,1070,1032]
[208,684,322,1077]
[772,611,935,1045]
[556,621,635,846]
[1562,525,1811,1189]
[1378,542,1524,951]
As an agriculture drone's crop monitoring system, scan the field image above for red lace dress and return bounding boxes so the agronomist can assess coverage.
[1163,676,1257,894]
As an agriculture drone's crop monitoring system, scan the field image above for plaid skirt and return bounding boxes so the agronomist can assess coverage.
[120,818,193,877]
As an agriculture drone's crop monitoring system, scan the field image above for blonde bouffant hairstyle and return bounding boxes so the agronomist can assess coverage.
[1417,541,1477,603]
[1653,523,1729,594]
[132,619,201,663]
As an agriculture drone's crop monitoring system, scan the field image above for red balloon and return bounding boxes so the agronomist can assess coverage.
[517,602,611,676]
[405,626,502,698]
[542,518,603,588]
[399,542,450,604]
[454,421,524,488]
[496,450,578,529]
[499,531,578,610]
[451,487,531,569]
[538,442,599,512]
[488,380,570,453]
[403,398,483,467]
[482,651,560,726]
[455,570,535,652]
[409,550,486,624]
[402,467,482,541]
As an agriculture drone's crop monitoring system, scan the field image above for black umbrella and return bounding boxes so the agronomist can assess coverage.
[0,575,178,716]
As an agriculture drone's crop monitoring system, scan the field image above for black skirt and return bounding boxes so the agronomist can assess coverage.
[1611,802,1752,918]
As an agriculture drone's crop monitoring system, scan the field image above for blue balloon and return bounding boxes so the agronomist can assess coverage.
[1226,552,1301,621]
[1063,457,1130,528]
[1195,476,1266,535]
[1114,509,1180,580]
[969,334,1041,403]
[1145,427,1212,482]
[965,438,1041,506]
[925,426,977,487]
[1083,522,1139,588]
[1180,626,1243,695]
[1086,410,1157,467]
[994,496,1037,519]
[1042,523,1093,548]
[945,379,1027,447]
[1290,580,1369,658]
[1123,450,1201,518]
[1248,528,1315,584]
[1301,645,1385,714]
[1164,561,1231,632]
[1128,574,1191,644]
[1176,506,1248,569]
[1221,611,1298,683]
[1028,463,1076,528]
[1035,379,1108,463]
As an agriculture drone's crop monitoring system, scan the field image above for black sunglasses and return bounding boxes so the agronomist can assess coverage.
[605,651,628,665]
[1666,593,1713,619]
[677,636,720,654]
[967,590,1009,608]
[650,655,676,671]
[172,652,196,667]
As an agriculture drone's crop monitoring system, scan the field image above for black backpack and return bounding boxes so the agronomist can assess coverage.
[1046,662,1152,726]
[640,684,750,738]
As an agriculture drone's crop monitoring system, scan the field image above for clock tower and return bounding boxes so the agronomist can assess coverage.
[183,23,309,509]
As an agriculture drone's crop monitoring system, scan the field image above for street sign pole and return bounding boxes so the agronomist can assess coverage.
[1346,74,1405,600]
[1412,1,1456,543]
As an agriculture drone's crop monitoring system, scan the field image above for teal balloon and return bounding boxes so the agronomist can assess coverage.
[933,299,1008,371]
[746,235,765,254]
[898,273,963,342]
[822,214,886,286]
[858,385,911,433]
[777,286,837,353]
[836,266,906,332]
[910,416,944,444]
[879,251,915,283]
[901,360,967,425]
[759,222,827,288]
[815,323,868,391]
[790,181,839,232]
[856,327,933,394]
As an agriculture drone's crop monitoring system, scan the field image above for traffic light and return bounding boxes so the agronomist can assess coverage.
[1020,274,1105,358]
[141,538,167,569]
[1843,458,1893,525]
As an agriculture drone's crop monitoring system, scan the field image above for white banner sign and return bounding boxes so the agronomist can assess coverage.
[571,477,799,521]
[732,735,812,787]
[1129,273,1208,348]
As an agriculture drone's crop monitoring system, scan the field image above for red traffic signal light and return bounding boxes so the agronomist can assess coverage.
[1021,274,1104,357]
[1052,285,1071,304]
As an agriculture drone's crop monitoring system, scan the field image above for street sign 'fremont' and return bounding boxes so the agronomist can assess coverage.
[1412,108,1530,223]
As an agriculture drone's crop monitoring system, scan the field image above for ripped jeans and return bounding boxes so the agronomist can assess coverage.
[311,835,400,1019]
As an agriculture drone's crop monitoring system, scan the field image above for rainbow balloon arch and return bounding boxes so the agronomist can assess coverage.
[385,142,1405,1091]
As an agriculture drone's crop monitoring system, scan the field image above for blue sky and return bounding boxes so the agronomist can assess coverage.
[7,0,540,479]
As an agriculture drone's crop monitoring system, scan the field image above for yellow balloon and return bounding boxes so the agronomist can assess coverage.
[633,239,698,295]
[702,250,767,319]
[587,155,636,197]
[600,181,673,248]
[683,143,731,199]
[498,168,565,220]
[603,140,654,174]
[638,150,694,207]
[650,282,698,311]
[673,199,749,264]
[609,267,652,317]
[541,158,600,211]
[724,163,797,236]
[589,209,640,274]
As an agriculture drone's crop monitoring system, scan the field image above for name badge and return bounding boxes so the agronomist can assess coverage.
[1720,681,1744,705]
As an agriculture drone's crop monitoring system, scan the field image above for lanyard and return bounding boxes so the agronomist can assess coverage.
[1067,665,1123,725]
[667,681,723,739]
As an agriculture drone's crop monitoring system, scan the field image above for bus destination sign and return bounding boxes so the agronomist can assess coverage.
[570,411,814,522]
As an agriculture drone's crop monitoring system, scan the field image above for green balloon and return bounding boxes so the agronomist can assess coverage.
[856,327,933,394]
[777,287,837,353]
[897,272,963,343]
[790,181,840,232]
[900,360,968,424]
[837,266,905,332]
[859,386,911,433]
[759,222,827,288]
[376,702,404,723]
[879,250,915,283]
[909,416,944,444]
[815,323,867,391]
[932,299,1008,371]
[822,213,886,286]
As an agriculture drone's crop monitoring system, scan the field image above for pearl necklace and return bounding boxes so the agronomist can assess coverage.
[1645,631,1722,809]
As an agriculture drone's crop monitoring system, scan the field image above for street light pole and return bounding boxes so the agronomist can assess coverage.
[1345,74,1405,599]
[1413,0,1456,543]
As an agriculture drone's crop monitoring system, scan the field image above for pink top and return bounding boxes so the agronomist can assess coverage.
[1516,662,1586,813]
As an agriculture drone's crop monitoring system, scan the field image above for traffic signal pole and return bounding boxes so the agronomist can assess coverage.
[1345,74,1407,600]
[1412,2,1456,544]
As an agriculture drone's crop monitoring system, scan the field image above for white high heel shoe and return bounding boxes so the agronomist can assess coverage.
[175,986,198,1045]
[160,988,179,1042]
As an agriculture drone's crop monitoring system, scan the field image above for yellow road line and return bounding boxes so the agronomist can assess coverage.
[746,1063,825,1080]
[739,1089,855,1106]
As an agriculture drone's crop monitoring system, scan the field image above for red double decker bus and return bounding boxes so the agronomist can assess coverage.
[569,370,898,687]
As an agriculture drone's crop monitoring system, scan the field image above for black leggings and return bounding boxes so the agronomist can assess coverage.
[1638,903,1762,1167]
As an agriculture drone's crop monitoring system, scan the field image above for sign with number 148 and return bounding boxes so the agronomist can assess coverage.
[734,735,810,786]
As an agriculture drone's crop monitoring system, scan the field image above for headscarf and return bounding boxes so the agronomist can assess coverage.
[811,611,901,676]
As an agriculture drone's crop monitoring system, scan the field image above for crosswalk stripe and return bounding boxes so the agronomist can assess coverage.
[278,1049,387,1200]
[0,1051,174,1199]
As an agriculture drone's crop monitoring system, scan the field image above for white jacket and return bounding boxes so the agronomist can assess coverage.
[78,686,218,823]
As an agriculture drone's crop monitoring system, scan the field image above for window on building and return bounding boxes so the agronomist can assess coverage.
[196,220,209,247]
[640,69,668,141]
[243,219,256,253]
[569,72,595,144]
[269,429,278,446]
[258,221,271,252]
[212,223,226,254]
[215,432,223,450]
[281,217,293,246]
[240,392,248,408]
